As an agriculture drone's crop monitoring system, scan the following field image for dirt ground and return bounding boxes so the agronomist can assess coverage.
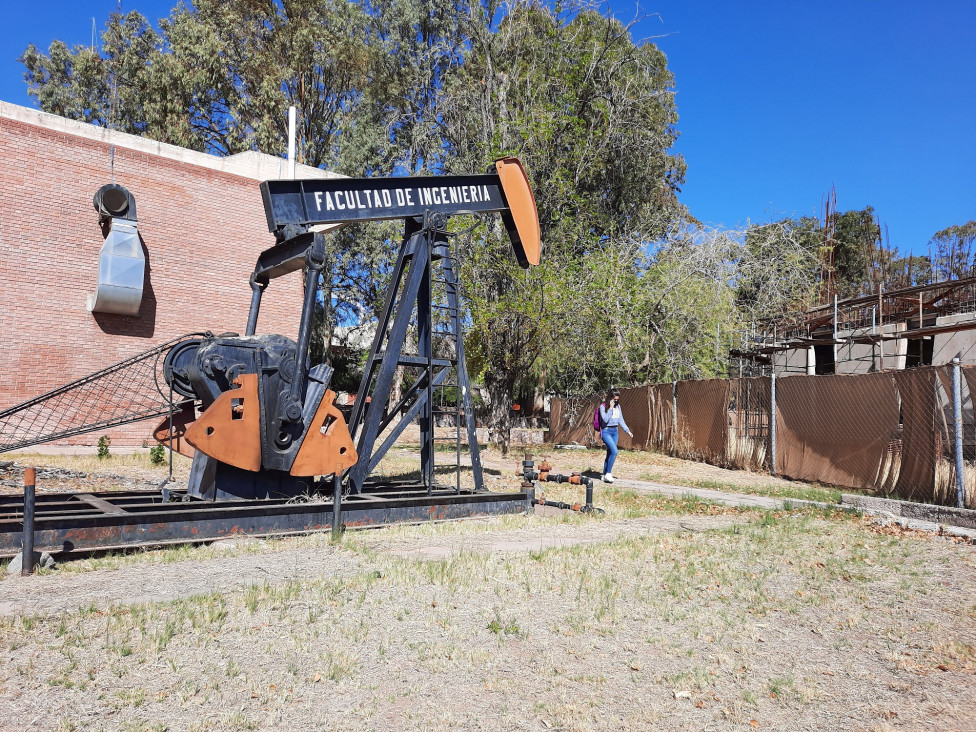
[0,448,974,731]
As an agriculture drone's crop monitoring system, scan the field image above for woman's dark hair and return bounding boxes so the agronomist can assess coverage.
[608,388,620,400]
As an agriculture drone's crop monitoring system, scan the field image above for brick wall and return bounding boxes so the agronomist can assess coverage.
[0,105,329,448]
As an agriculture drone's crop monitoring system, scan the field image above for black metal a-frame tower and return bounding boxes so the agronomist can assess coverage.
[345,213,483,494]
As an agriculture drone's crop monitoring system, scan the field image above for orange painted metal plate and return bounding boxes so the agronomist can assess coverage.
[291,389,358,477]
[152,402,197,459]
[184,374,262,472]
[495,157,541,268]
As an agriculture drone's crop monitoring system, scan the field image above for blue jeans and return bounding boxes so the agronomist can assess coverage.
[601,427,618,474]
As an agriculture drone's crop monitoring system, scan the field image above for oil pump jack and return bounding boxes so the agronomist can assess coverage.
[153,157,541,503]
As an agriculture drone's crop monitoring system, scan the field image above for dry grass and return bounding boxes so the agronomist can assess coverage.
[934,458,976,507]
[725,430,768,471]
[4,449,191,476]
[0,505,974,731]
[1,447,975,729]
[0,450,193,495]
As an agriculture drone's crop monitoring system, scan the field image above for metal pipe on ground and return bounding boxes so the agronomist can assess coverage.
[521,457,602,513]
[584,482,594,512]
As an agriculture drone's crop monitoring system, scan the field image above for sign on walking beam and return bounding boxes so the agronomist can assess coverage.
[268,176,501,220]
[260,157,541,268]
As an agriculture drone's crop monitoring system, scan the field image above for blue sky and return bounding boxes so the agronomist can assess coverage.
[2,1,973,254]
[639,1,976,255]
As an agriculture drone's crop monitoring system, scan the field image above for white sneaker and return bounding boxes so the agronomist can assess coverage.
[603,473,614,483]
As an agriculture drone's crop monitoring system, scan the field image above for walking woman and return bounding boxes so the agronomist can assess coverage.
[598,388,632,483]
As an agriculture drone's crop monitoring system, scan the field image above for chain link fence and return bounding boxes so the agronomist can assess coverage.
[0,336,195,453]
[547,364,976,508]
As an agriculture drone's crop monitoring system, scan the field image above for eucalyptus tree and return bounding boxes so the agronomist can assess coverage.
[930,221,976,282]
[441,0,686,450]
[20,12,165,137]
[22,2,374,164]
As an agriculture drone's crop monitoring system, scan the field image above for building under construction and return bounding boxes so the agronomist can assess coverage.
[736,277,976,376]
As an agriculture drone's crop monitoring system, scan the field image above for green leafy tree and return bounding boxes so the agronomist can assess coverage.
[349,0,472,174]
[21,3,375,163]
[887,253,932,288]
[930,221,976,281]
[442,0,686,451]
[21,13,164,137]
[827,207,882,297]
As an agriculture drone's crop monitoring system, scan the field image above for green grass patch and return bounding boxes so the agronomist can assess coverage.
[690,479,842,504]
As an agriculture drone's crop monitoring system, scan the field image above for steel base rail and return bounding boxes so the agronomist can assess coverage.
[0,485,530,558]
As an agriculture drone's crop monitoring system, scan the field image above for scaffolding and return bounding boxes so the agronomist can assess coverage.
[734,277,976,377]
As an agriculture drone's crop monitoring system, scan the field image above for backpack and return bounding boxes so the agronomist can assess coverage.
[593,404,602,431]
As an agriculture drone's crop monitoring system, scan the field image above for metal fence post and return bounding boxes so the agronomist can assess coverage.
[22,467,35,576]
[833,294,838,368]
[770,373,777,477]
[671,381,677,450]
[331,474,343,540]
[952,358,966,508]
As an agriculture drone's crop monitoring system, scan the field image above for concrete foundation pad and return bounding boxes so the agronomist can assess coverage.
[841,494,976,530]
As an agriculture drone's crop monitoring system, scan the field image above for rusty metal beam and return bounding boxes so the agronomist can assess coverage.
[74,493,128,515]
[0,486,529,558]
[760,277,976,331]
[922,283,964,310]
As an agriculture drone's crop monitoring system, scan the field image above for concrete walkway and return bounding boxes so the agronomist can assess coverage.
[612,476,786,510]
